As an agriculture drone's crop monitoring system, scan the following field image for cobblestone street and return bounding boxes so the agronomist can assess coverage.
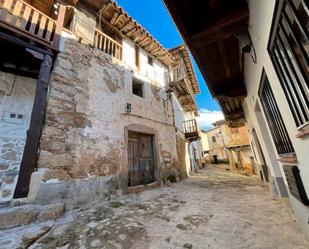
[1,165,308,249]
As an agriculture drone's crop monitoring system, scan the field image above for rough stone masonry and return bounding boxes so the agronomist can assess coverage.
[31,38,179,207]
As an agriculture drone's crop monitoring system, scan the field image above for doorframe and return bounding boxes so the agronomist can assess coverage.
[124,124,160,189]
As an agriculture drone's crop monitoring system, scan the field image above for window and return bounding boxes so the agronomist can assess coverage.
[132,78,144,97]
[212,136,216,143]
[268,0,309,128]
[135,45,140,68]
[148,55,153,66]
[259,71,295,155]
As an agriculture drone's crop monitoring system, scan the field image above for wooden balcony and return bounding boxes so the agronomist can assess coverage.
[166,65,197,111]
[0,0,64,50]
[183,119,200,140]
[165,65,186,84]
[94,29,122,61]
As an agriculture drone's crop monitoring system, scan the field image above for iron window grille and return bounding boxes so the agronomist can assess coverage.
[258,71,295,155]
[268,0,309,128]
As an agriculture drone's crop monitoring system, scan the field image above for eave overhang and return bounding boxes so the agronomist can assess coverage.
[72,0,174,65]
[163,0,249,123]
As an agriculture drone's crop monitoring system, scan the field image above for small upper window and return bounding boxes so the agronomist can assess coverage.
[212,136,216,143]
[148,55,153,66]
[132,78,144,97]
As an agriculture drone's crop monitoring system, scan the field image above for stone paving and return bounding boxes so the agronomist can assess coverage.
[1,164,309,249]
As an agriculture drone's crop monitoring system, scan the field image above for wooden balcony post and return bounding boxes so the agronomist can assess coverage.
[14,54,53,198]
[53,2,66,49]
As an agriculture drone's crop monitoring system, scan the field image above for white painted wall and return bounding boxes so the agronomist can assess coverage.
[0,72,36,201]
[244,0,309,239]
[122,39,166,87]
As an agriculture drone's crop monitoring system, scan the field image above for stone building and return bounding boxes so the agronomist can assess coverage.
[215,120,255,175]
[203,126,229,164]
[0,0,200,208]
[164,0,309,240]
[202,120,255,175]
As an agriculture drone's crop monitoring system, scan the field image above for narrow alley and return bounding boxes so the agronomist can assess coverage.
[1,165,308,249]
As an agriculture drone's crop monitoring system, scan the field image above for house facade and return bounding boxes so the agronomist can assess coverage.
[169,45,203,175]
[202,120,255,175]
[203,126,229,164]
[0,0,200,208]
[164,0,309,240]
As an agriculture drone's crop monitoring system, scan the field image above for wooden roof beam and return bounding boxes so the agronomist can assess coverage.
[110,12,123,25]
[191,7,249,42]
[217,38,231,80]
[126,27,137,36]
[120,20,131,32]
[100,2,112,15]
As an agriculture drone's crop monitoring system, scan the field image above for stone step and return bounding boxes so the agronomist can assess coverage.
[0,202,64,230]
[0,201,10,208]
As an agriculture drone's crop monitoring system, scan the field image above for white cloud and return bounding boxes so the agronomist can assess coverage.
[197,108,224,131]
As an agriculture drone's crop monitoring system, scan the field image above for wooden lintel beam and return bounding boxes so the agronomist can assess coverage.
[0,31,53,55]
[217,38,231,80]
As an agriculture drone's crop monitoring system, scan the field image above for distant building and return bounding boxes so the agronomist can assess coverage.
[202,120,256,175]
[203,126,229,164]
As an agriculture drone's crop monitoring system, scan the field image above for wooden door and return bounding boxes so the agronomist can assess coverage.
[128,132,154,187]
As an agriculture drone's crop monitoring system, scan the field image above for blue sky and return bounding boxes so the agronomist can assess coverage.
[116,0,224,129]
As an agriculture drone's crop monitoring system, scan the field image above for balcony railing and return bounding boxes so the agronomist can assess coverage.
[183,119,200,140]
[94,29,122,60]
[0,0,63,50]
[165,65,186,84]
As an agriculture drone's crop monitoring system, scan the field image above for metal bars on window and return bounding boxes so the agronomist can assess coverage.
[259,72,295,155]
[268,0,309,128]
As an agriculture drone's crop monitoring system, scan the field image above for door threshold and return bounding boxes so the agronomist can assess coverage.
[128,181,160,194]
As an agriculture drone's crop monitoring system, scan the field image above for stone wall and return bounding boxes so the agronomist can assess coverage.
[0,72,36,202]
[37,38,178,192]
[0,139,24,200]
